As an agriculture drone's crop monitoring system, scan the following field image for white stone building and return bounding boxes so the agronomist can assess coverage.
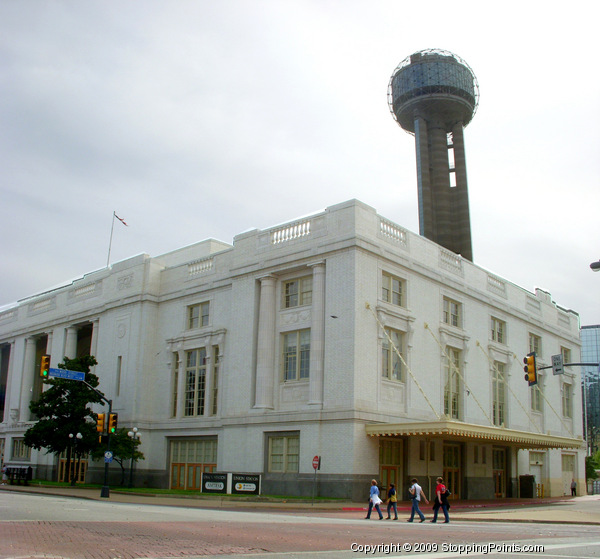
[0,200,585,500]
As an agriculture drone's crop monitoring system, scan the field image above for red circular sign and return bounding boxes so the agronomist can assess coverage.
[312,455,320,469]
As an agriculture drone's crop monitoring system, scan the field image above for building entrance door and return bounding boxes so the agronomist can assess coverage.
[493,448,506,498]
[379,439,402,495]
[443,443,460,499]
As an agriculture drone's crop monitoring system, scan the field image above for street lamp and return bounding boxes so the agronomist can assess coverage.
[68,432,83,485]
[127,427,140,488]
[591,260,600,272]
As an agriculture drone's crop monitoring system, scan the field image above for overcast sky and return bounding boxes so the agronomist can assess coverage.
[1,1,598,327]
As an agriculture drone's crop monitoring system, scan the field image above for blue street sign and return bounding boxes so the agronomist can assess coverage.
[48,368,85,381]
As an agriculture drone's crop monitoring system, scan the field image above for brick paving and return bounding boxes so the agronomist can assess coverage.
[1,521,267,558]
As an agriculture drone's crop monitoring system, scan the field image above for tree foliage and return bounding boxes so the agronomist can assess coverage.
[91,428,145,485]
[586,450,600,480]
[24,356,104,457]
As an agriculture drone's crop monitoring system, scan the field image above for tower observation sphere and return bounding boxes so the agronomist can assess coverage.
[388,49,479,262]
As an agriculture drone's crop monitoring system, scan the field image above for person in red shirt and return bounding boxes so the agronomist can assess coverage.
[431,476,450,523]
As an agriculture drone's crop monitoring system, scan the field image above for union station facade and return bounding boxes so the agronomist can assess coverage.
[0,200,584,500]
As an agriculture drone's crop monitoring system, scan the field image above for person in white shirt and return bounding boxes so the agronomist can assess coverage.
[407,477,429,522]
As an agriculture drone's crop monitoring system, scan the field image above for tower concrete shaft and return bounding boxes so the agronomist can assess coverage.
[415,116,473,261]
[388,49,479,262]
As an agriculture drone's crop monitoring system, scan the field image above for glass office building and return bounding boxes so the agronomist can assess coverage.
[582,325,600,454]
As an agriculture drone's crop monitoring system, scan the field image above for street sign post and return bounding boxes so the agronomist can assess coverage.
[311,455,321,506]
[48,368,86,381]
[551,355,564,375]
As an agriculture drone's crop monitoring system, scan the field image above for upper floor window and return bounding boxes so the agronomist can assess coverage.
[561,347,571,367]
[283,277,312,309]
[382,327,404,382]
[491,317,506,344]
[443,297,462,328]
[444,347,461,419]
[188,302,210,329]
[382,272,405,307]
[562,382,573,419]
[282,329,310,381]
[529,333,541,356]
[492,362,506,426]
[184,348,207,417]
[531,374,543,413]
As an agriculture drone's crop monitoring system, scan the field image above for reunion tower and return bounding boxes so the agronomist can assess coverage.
[388,49,479,262]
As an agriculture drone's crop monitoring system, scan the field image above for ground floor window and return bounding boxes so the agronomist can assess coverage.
[12,438,31,461]
[267,433,299,473]
[170,438,217,490]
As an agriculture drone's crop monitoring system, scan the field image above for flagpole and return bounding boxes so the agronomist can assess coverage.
[107,211,116,267]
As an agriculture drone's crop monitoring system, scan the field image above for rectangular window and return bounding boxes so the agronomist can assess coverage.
[531,375,543,413]
[491,318,506,344]
[529,333,541,356]
[184,348,207,417]
[172,352,180,417]
[561,347,571,368]
[382,327,404,382]
[282,330,310,381]
[268,434,299,473]
[492,362,506,426]
[211,346,220,416]
[115,356,122,397]
[444,347,461,419]
[12,438,31,461]
[562,382,573,418]
[382,272,405,307]
[443,297,461,328]
[188,302,210,329]
[283,277,312,309]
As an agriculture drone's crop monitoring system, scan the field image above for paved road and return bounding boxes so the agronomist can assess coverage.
[2,490,600,559]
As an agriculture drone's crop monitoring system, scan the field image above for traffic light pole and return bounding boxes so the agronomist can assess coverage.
[82,380,113,498]
[100,399,112,498]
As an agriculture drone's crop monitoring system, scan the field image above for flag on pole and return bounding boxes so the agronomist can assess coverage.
[114,212,128,226]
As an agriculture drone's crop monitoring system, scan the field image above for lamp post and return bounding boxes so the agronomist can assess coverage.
[591,260,600,272]
[68,432,83,485]
[127,428,140,488]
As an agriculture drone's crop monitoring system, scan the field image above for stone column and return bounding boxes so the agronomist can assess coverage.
[19,338,37,422]
[2,341,15,423]
[308,262,326,406]
[90,319,100,359]
[65,327,78,359]
[254,276,277,409]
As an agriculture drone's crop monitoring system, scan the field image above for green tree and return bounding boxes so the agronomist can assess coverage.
[91,428,144,486]
[586,450,600,481]
[24,356,104,481]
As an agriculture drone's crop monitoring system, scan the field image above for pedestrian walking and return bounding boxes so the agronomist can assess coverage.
[431,476,450,523]
[571,479,577,496]
[365,479,384,519]
[385,483,398,520]
[407,477,428,522]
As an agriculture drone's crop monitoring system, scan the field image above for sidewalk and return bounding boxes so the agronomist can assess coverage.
[2,483,599,525]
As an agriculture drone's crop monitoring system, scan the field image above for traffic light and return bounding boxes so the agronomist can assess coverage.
[96,413,106,433]
[108,413,118,434]
[40,354,51,378]
[523,352,537,386]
